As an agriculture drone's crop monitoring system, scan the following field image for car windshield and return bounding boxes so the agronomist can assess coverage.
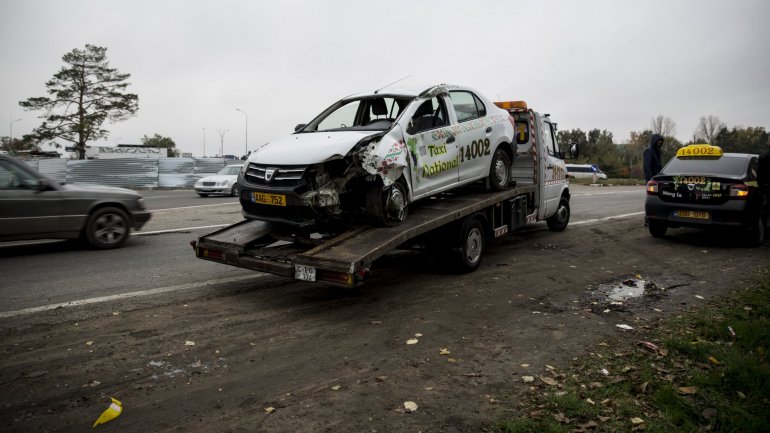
[218,166,241,175]
[661,155,749,177]
[304,96,413,132]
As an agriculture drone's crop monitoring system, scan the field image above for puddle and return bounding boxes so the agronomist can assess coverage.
[606,279,647,301]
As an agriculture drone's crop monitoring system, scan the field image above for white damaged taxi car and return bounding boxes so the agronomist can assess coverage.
[238,84,516,227]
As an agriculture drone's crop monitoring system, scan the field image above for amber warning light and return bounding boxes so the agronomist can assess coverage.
[494,101,528,110]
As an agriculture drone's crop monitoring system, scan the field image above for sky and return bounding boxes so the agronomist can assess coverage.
[1,0,769,157]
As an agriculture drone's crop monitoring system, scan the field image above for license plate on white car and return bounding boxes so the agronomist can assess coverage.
[294,264,316,281]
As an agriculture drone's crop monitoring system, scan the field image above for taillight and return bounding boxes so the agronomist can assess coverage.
[729,184,749,199]
[646,180,658,195]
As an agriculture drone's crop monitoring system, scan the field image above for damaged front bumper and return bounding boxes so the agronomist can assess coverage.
[240,185,343,227]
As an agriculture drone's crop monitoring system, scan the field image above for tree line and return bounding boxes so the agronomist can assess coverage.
[557,116,768,179]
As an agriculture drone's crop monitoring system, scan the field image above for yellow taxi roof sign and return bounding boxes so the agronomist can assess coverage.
[494,101,528,110]
[676,144,723,159]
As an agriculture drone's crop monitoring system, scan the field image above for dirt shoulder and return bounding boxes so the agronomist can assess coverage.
[1,217,768,433]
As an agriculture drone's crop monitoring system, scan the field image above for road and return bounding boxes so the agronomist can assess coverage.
[0,185,645,315]
[5,185,765,433]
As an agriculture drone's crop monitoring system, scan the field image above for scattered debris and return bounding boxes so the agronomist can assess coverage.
[585,398,595,405]
[331,385,341,391]
[630,417,645,425]
[264,407,275,414]
[403,401,418,413]
[414,333,422,337]
[406,339,418,345]
[695,295,704,300]
[727,326,736,337]
[707,356,721,365]
[376,376,388,382]
[678,386,698,395]
[520,364,530,368]
[85,341,94,346]
[184,341,195,346]
[368,321,382,325]
[439,348,450,355]
[616,324,634,330]
[599,368,610,376]
[522,376,535,383]
[92,397,122,428]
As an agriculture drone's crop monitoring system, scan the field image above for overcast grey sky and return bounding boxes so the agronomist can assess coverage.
[1,0,768,157]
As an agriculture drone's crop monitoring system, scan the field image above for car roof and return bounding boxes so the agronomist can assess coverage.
[344,83,470,99]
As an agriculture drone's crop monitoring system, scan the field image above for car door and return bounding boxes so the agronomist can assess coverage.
[404,96,460,198]
[539,119,565,216]
[449,90,492,182]
[0,158,64,237]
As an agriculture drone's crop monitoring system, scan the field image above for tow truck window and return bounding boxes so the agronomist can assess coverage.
[449,91,486,122]
[542,120,559,156]
[663,155,749,176]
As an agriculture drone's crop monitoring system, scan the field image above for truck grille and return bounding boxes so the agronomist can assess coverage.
[244,163,307,187]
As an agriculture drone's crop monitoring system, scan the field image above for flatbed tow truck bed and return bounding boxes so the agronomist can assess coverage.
[193,185,536,287]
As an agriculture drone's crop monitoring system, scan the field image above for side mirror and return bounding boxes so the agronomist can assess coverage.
[294,124,306,132]
[569,142,579,159]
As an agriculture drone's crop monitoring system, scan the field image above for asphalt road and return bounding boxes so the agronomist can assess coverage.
[0,185,646,315]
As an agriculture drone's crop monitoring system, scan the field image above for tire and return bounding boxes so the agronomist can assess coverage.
[648,219,668,238]
[546,196,570,232]
[231,183,241,197]
[197,193,209,197]
[489,147,512,191]
[452,217,485,273]
[83,207,130,249]
[746,208,767,247]
[367,178,408,227]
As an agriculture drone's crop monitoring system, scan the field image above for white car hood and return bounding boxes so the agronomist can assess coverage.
[248,131,379,165]
[198,175,236,183]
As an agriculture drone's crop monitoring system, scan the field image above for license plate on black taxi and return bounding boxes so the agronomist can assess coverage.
[251,192,286,206]
[673,210,710,220]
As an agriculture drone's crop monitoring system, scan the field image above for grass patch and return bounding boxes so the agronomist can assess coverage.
[493,273,770,433]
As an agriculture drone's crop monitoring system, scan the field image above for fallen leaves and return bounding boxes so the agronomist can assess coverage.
[678,386,698,395]
[406,338,418,345]
[403,401,418,413]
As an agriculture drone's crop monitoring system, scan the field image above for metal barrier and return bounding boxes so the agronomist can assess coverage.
[22,157,234,189]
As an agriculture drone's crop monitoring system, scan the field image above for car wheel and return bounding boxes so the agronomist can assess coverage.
[367,178,408,227]
[231,183,241,197]
[451,217,485,273]
[83,207,130,249]
[746,210,767,247]
[546,196,570,232]
[197,193,209,197]
[489,147,511,191]
[648,219,668,238]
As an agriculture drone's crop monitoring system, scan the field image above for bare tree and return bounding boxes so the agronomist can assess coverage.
[693,115,726,144]
[650,115,677,137]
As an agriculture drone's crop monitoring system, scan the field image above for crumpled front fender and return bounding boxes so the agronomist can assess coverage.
[359,126,408,187]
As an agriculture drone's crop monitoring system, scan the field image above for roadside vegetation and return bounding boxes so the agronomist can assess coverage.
[493,270,770,433]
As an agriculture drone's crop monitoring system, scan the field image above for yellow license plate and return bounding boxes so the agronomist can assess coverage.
[674,210,709,219]
[251,192,286,206]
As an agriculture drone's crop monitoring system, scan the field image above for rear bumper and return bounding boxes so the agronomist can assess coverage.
[645,196,753,229]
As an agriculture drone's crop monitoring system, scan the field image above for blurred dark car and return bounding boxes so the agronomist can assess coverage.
[645,144,767,245]
[0,154,151,249]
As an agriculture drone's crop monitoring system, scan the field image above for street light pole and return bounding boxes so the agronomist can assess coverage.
[203,127,206,157]
[9,118,21,148]
[235,108,248,156]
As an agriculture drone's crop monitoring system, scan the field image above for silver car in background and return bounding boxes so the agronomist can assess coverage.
[0,154,151,249]
[194,164,242,197]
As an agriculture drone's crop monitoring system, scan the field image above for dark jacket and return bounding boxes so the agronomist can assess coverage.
[758,147,770,193]
[643,134,663,182]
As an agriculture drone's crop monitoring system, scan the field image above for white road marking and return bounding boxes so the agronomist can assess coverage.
[0,274,268,319]
[572,211,645,225]
[133,224,233,236]
[152,202,240,212]
[572,190,644,196]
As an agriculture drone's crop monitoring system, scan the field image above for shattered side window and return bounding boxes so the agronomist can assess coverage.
[317,100,361,131]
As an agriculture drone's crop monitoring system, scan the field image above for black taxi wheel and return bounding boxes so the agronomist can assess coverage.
[546,197,570,232]
[648,220,668,238]
[367,178,408,227]
[450,217,485,273]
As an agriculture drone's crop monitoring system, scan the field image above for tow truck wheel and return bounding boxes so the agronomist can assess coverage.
[546,196,570,232]
[453,217,485,272]
[367,178,408,227]
[648,220,667,238]
[489,147,512,191]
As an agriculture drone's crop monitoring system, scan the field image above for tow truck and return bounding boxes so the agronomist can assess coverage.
[192,101,576,287]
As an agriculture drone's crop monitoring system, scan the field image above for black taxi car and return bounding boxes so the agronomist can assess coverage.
[645,144,767,245]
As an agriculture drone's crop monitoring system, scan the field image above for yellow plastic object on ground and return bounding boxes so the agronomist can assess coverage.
[93,397,122,428]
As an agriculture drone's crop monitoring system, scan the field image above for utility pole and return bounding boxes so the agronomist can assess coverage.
[203,127,206,157]
[235,108,248,156]
[215,128,229,157]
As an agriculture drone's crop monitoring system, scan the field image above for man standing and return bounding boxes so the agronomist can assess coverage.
[758,134,770,207]
[643,134,664,182]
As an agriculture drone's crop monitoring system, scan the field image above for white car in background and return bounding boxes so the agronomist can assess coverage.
[195,165,242,197]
